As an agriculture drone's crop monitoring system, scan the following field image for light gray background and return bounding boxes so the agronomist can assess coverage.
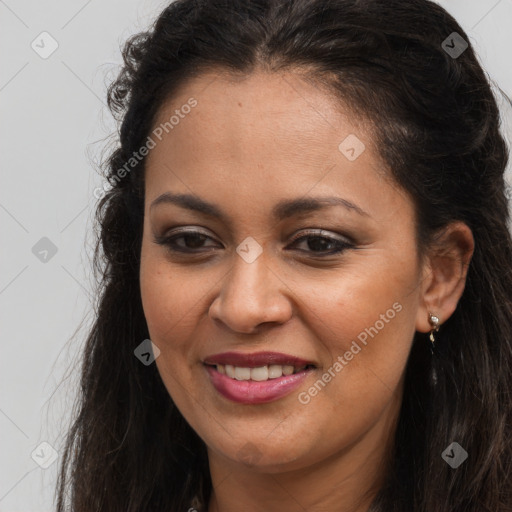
[1,1,512,510]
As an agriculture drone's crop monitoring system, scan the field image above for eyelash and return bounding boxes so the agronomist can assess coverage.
[153,228,354,257]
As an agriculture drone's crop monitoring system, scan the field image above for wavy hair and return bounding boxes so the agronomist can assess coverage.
[56,0,512,510]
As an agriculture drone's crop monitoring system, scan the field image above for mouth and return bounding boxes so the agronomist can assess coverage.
[204,362,316,381]
[203,351,317,404]
[203,350,317,381]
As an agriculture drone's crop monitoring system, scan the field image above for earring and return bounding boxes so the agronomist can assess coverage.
[428,312,440,352]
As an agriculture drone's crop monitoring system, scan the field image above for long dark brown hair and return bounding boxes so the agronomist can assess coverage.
[55,0,512,510]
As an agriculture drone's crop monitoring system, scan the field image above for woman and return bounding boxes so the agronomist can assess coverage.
[56,0,512,510]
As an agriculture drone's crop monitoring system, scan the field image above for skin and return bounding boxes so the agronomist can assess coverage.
[139,68,474,512]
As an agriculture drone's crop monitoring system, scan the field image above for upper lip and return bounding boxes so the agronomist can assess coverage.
[203,351,316,368]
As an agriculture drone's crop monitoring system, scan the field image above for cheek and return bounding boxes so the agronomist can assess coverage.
[139,248,219,409]
[291,253,420,407]
[288,285,417,461]
[140,262,174,341]
[288,254,419,350]
[140,250,205,345]
[139,255,199,403]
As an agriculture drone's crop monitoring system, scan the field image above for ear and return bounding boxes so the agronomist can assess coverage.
[415,221,475,333]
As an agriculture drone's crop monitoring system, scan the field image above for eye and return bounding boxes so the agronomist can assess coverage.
[153,228,220,253]
[286,229,354,256]
[154,228,354,257]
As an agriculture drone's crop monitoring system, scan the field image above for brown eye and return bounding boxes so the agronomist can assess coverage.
[287,229,354,256]
[153,229,220,253]
[153,228,354,257]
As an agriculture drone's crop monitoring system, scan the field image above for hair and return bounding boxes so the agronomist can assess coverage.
[55,0,512,510]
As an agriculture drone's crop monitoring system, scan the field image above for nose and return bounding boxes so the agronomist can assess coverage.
[208,247,293,334]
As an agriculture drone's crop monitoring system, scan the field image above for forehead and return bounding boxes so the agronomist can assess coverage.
[143,68,405,223]
[148,68,373,163]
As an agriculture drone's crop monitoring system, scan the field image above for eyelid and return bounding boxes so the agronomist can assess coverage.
[160,226,352,246]
[166,226,214,237]
[155,226,221,246]
[288,228,354,245]
[154,225,355,257]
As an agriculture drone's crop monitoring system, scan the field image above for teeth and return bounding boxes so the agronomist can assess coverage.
[215,364,309,381]
[268,364,283,379]
[234,367,251,380]
[282,365,295,376]
[251,366,268,381]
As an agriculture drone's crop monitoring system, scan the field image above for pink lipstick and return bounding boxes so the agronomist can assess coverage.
[203,351,316,404]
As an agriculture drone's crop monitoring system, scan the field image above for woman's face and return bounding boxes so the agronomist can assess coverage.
[140,69,427,474]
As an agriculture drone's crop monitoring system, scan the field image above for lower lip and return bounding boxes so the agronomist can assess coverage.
[205,365,313,404]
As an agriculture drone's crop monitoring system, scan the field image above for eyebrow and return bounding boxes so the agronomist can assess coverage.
[150,192,370,221]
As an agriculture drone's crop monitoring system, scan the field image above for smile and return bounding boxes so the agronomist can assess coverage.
[212,363,313,381]
[203,352,317,404]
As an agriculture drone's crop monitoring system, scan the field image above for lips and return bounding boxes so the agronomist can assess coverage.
[203,351,317,404]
